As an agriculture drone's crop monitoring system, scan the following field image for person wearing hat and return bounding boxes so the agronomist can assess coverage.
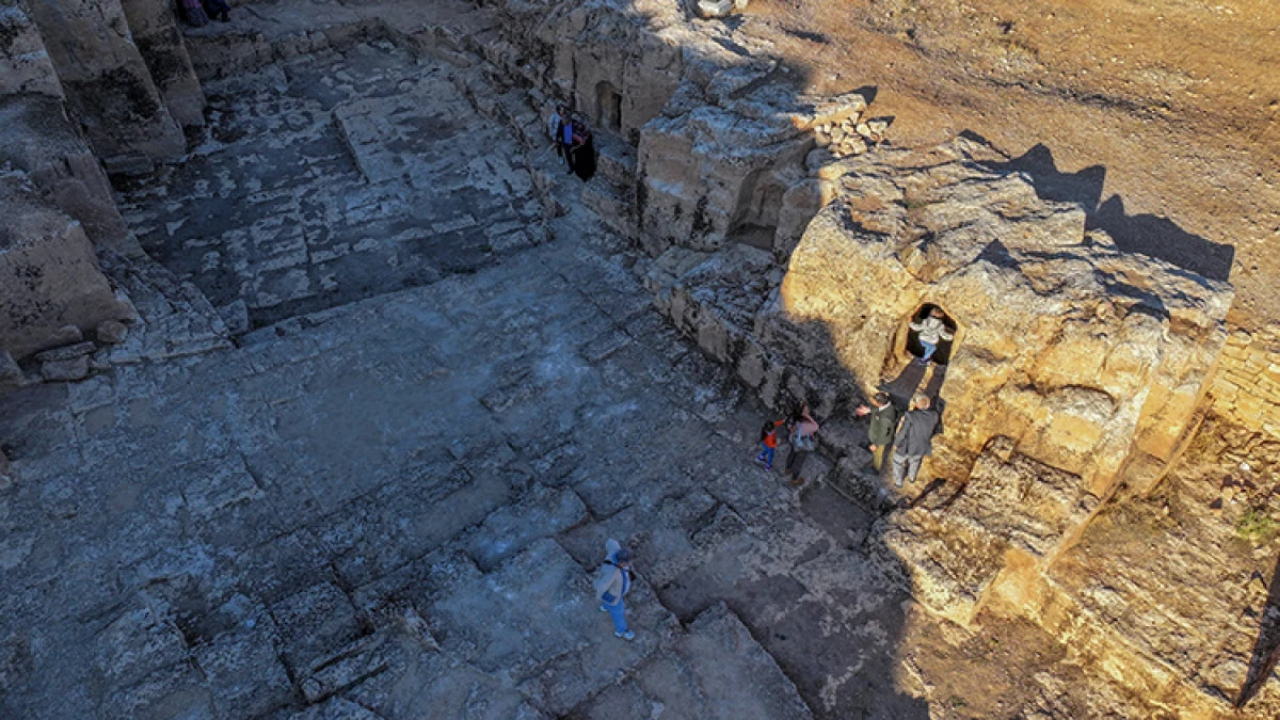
[594,539,635,640]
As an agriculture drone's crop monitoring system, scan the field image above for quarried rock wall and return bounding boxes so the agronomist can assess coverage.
[23,0,186,168]
[0,174,132,361]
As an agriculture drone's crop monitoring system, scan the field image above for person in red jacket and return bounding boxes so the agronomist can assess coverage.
[756,418,785,470]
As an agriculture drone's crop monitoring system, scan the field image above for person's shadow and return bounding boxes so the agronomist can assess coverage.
[1237,555,1280,708]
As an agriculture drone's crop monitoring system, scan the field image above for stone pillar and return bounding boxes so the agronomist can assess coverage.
[119,0,206,129]
[24,0,186,168]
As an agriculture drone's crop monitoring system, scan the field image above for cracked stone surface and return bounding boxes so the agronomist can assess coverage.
[117,40,542,330]
[0,38,932,720]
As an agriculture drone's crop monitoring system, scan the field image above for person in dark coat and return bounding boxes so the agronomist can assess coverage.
[202,0,230,22]
[181,0,210,26]
[855,392,899,473]
[891,395,940,488]
[569,119,596,182]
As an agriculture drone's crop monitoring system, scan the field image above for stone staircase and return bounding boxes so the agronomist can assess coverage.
[581,133,639,241]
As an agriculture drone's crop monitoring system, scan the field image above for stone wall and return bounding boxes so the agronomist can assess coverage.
[23,0,186,168]
[0,0,209,363]
[1212,328,1280,437]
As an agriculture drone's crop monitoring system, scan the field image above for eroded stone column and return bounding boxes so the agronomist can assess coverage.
[119,0,205,129]
[24,0,186,168]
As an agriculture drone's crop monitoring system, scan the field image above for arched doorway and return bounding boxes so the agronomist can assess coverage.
[905,303,957,365]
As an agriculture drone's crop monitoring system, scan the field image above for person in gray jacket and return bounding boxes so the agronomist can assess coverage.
[856,392,899,473]
[594,539,635,640]
[891,396,940,488]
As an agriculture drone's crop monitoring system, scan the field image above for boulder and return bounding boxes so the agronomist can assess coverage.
[694,0,733,18]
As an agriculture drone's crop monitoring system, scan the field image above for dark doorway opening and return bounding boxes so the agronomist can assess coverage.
[905,303,957,366]
[728,168,784,249]
[596,81,622,133]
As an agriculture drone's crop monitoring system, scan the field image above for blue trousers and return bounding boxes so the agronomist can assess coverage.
[757,444,775,467]
[920,341,937,362]
[604,599,627,633]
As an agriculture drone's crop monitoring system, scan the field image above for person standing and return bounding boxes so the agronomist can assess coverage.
[202,0,231,22]
[561,118,576,174]
[891,396,940,488]
[569,119,596,182]
[756,418,785,470]
[855,392,898,473]
[548,105,567,157]
[910,308,953,365]
[784,403,820,487]
[594,539,635,640]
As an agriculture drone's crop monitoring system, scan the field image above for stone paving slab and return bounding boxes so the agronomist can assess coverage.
[0,53,936,719]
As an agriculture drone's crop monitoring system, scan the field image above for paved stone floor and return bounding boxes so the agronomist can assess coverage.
[0,41,930,720]
[118,41,542,331]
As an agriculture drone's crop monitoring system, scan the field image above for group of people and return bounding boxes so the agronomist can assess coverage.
[598,390,941,644]
[758,390,942,490]
[181,0,231,25]
[547,105,596,182]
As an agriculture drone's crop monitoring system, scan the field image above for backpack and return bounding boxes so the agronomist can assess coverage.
[792,426,816,452]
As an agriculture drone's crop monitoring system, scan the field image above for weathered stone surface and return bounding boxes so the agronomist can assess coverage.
[0,1,65,98]
[771,137,1232,496]
[119,0,206,128]
[885,437,1100,623]
[40,355,89,381]
[193,612,293,718]
[0,176,132,360]
[24,0,185,163]
[33,341,96,363]
[270,582,365,674]
[0,349,21,386]
[581,602,812,719]
[96,318,128,344]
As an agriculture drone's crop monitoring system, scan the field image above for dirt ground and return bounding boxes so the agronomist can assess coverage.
[743,0,1280,330]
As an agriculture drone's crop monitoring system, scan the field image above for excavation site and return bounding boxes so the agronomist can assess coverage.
[3,0,1280,717]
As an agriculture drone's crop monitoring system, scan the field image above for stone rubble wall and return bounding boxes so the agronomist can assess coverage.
[1212,328,1280,437]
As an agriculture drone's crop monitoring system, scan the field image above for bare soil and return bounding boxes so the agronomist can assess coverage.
[742,0,1280,329]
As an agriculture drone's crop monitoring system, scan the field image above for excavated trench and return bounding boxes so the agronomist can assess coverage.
[4,0,1280,717]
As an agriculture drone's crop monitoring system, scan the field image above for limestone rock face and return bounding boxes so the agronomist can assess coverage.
[119,0,206,128]
[0,176,132,360]
[1,4,144,255]
[884,436,1100,623]
[24,0,186,165]
[0,1,64,97]
[771,137,1233,496]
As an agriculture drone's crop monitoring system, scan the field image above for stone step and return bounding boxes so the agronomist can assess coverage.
[576,602,815,719]
[98,253,233,364]
[581,177,637,240]
[594,133,637,187]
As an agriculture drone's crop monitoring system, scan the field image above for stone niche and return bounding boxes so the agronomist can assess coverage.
[771,136,1233,498]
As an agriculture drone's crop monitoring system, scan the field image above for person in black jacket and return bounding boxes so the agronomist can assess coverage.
[891,395,940,488]
[855,392,899,473]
